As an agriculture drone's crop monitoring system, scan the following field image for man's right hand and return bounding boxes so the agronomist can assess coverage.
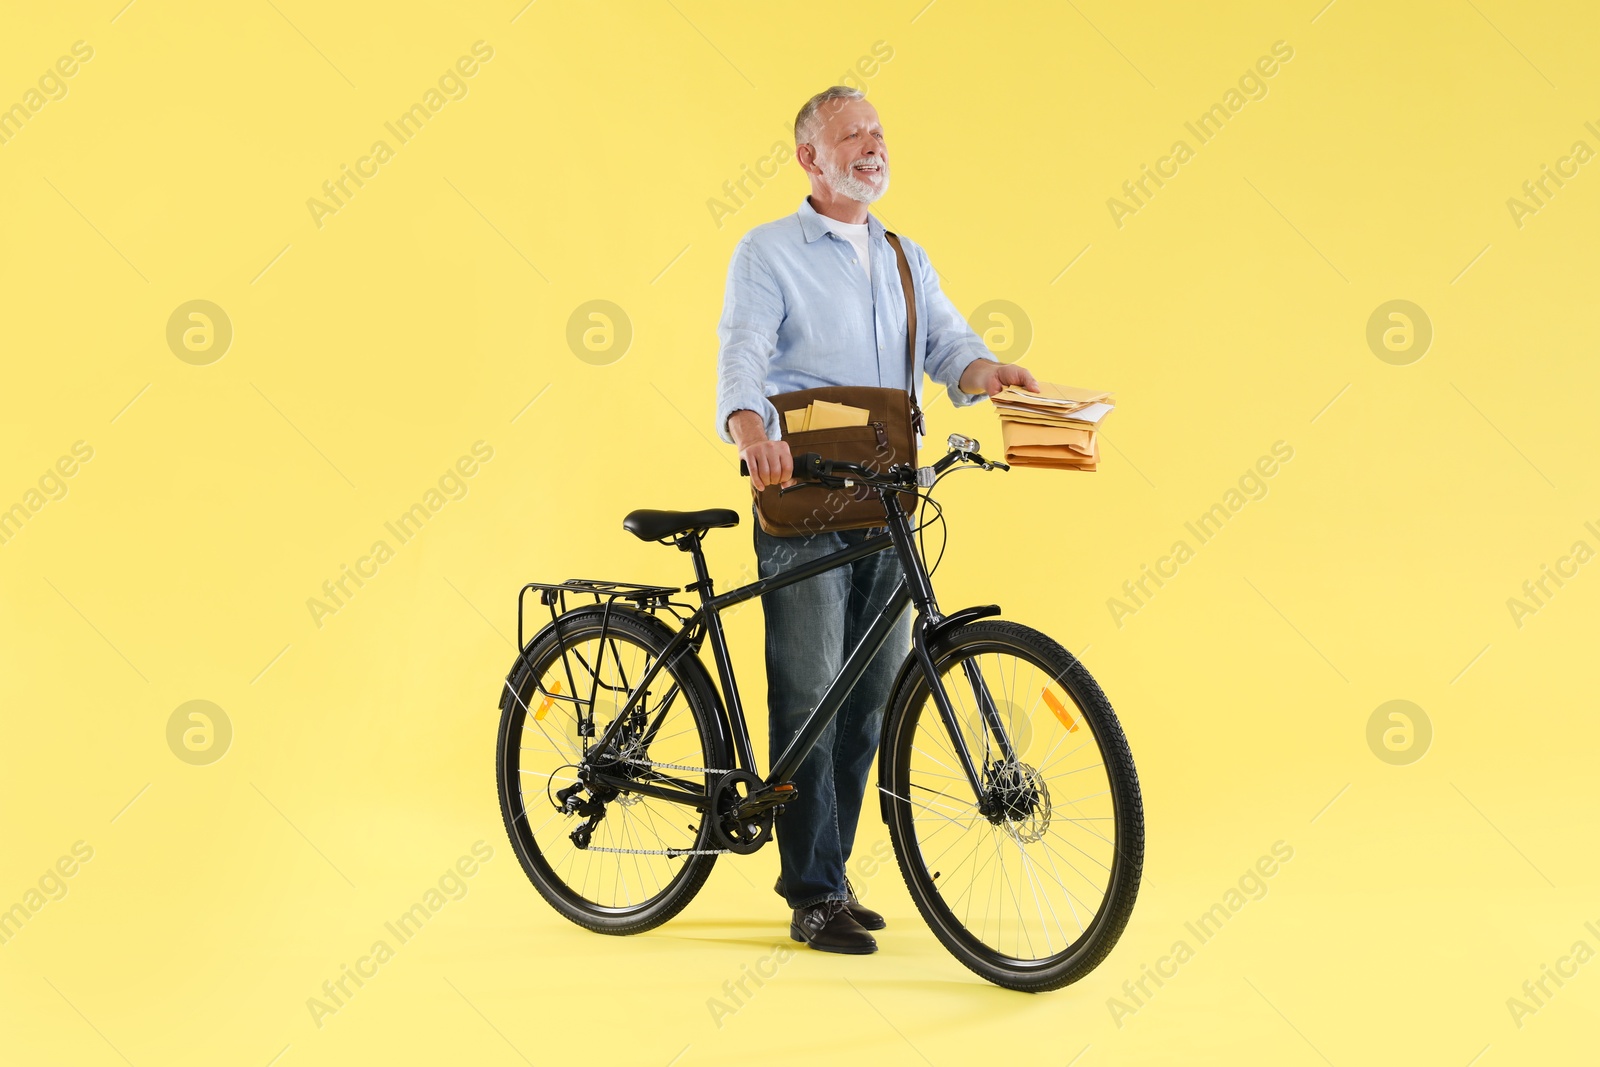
[741,438,795,492]
[728,409,796,491]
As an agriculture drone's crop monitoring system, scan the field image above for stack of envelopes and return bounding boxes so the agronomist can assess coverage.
[783,399,870,433]
[993,381,1115,471]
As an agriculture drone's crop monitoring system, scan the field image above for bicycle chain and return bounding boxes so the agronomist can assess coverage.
[619,756,734,775]
[582,845,731,856]
[573,758,737,856]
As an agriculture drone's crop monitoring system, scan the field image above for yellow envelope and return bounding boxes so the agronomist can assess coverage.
[1004,439,1100,470]
[999,419,1095,457]
[806,400,870,430]
[997,381,1113,407]
[786,400,869,433]
[995,410,1093,427]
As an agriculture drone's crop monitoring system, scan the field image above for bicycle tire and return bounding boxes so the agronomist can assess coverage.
[496,606,730,935]
[881,619,1143,992]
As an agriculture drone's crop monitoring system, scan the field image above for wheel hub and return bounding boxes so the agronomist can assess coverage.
[982,761,1052,843]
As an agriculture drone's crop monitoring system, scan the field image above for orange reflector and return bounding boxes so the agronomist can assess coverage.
[773,783,795,792]
[1042,688,1078,732]
[535,679,561,721]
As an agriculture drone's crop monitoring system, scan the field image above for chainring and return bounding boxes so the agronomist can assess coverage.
[709,769,773,855]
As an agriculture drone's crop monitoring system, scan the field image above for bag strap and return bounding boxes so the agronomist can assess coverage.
[884,231,926,436]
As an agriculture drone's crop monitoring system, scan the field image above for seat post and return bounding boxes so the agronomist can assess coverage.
[675,532,715,602]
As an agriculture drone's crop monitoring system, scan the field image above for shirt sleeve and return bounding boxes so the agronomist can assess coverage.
[914,242,993,409]
[715,236,786,444]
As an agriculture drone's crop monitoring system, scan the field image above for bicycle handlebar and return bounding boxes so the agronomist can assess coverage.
[737,435,1009,491]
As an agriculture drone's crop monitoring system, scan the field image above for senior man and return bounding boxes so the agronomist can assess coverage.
[715,86,1039,954]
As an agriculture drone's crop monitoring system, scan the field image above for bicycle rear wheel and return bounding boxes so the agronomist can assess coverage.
[881,620,1143,991]
[496,606,730,934]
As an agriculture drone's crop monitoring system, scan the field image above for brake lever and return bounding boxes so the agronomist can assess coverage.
[966,449,1007,471]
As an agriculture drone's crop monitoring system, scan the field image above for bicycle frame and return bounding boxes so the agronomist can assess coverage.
[565,477,1012,813]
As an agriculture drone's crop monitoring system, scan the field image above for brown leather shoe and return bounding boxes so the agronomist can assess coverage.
[775,874,886,931]
[790,898,878,954]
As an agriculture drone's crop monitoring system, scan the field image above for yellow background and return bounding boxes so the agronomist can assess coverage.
[3,1,1597,1063]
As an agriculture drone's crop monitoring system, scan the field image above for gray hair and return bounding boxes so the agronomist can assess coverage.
[794,85,865,144]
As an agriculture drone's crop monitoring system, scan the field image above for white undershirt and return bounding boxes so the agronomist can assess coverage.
[820,215,871,282]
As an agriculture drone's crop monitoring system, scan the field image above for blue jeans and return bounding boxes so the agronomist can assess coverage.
[751,501,912,909]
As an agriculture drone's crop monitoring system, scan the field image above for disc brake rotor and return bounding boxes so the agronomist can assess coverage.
[986,761,1052,844]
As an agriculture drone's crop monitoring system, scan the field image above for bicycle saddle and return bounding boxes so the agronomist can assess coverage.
[622,508,740,542]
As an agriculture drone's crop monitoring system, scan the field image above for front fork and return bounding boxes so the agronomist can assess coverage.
[908,620,1018,817]
[879,485,1016,813]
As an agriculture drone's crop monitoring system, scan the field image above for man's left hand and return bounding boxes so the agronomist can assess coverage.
[978,360,1040,397]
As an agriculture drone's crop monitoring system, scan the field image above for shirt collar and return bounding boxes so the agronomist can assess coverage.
[797,197,885,243]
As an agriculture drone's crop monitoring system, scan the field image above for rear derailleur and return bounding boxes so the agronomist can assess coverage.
[555,777,619,850]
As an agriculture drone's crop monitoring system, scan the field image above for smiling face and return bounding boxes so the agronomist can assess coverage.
[801,97,889,205]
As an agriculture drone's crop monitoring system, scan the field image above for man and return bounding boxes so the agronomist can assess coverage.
[714,86,1039,954]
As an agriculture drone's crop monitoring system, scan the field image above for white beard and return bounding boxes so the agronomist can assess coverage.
[825,157,889,204]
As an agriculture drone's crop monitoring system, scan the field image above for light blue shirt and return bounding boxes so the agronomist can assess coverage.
[715,198,992,445]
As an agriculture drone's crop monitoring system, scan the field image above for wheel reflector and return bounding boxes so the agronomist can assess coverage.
[535,679,561,721]
[1042,687,1078,732]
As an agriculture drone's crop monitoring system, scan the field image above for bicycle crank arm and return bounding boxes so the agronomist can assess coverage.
[735,781,798,820]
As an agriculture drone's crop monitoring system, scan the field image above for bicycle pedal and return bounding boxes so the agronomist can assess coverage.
[737,782,798,818]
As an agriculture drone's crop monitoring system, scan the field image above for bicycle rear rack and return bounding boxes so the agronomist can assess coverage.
[517,579,683,650]
[512,579,703,746]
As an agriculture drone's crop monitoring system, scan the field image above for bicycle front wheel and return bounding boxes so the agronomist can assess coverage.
[881,620,1143,992]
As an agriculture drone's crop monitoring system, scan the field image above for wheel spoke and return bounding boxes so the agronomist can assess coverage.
[498,619,723,919]
[889,631,1138,977]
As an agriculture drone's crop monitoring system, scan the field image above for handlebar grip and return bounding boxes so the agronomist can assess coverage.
[740,453,824,480]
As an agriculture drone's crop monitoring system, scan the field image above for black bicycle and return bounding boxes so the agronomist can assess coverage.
[495,434,1143,992]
